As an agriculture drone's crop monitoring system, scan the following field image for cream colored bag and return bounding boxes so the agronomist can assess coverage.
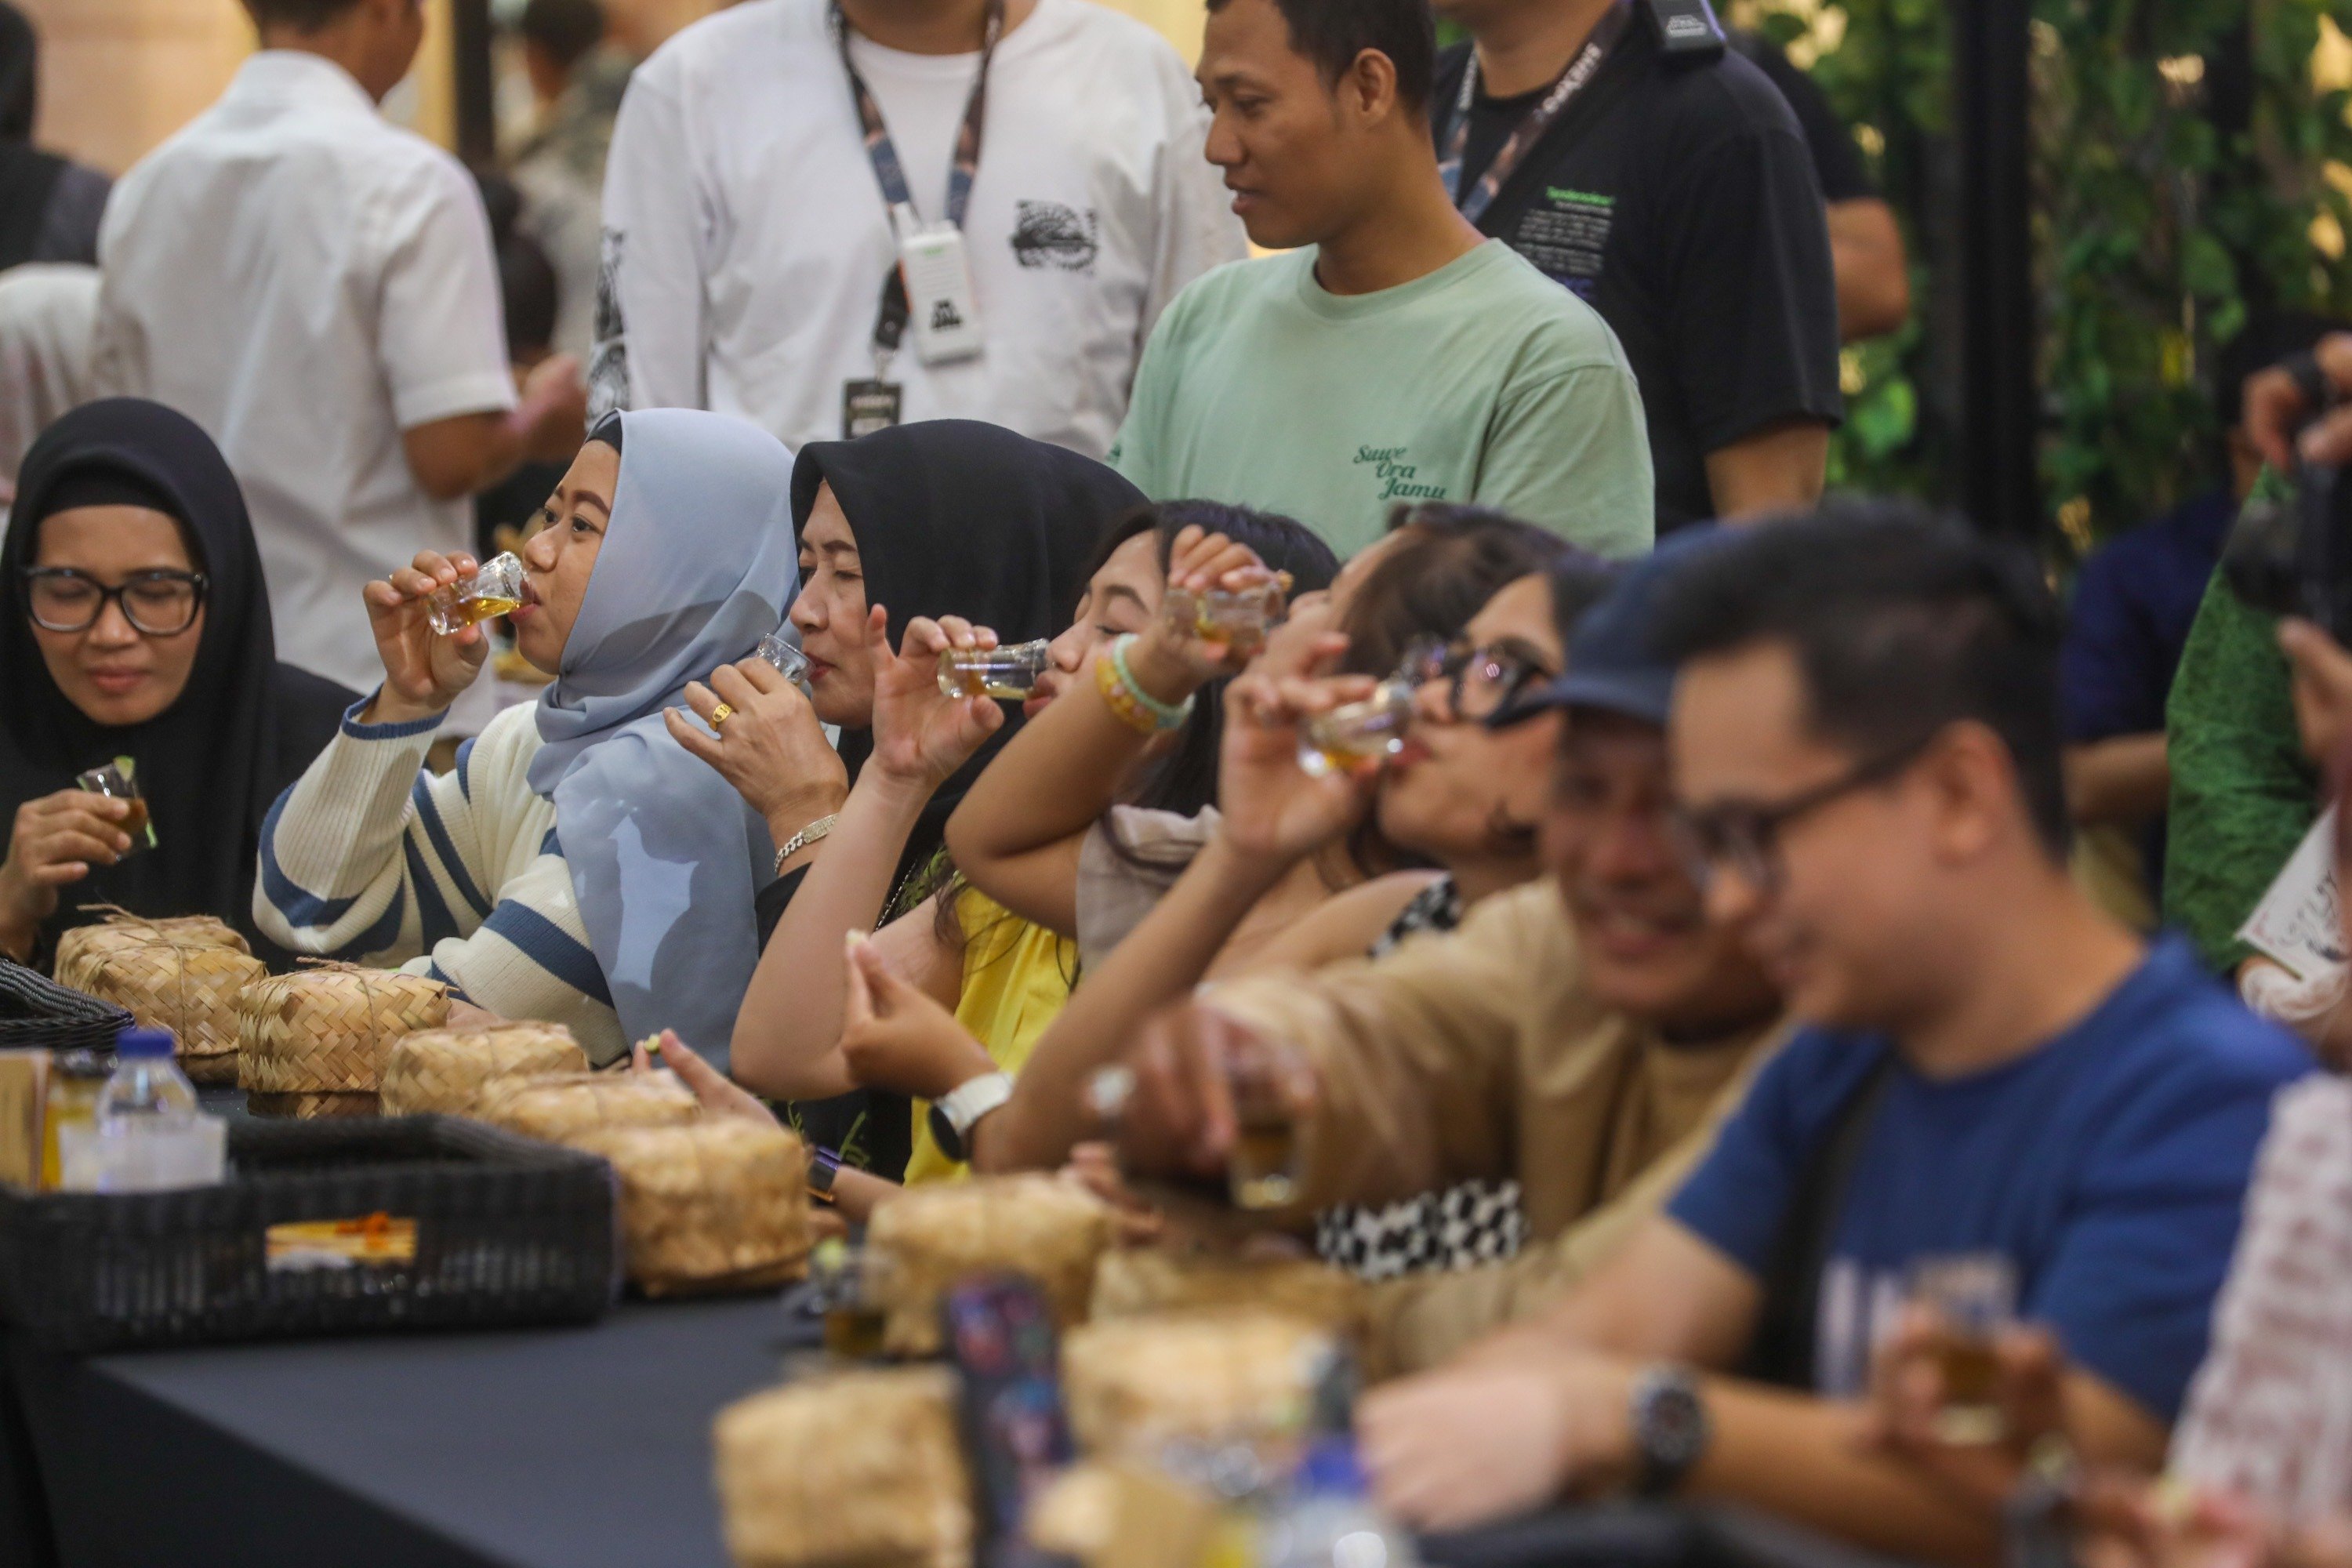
[56,910,263,1083]
[714,1367,972,1568]
[475,1070,698,1142]
[866,1174,1113,1356]
[378,1023,588,1116]
[570,1120,813,1296]
[236,964,450,1116]
[1062,1308,1336,1458]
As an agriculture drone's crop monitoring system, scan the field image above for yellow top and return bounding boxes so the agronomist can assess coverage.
[902,887,1077,1185]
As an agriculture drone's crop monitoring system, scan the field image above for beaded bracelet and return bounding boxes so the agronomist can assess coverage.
[1098,633,1195,734]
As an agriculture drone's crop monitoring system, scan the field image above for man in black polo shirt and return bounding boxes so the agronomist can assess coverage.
[1433,0,1842,530]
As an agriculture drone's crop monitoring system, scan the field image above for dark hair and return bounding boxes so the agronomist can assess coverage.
[517,0,607,73]
[241,0,368,31]
[1084,499,1341,822]
[1203,0,1435,112]
[474,170,559,361]
[1341,503,1588,679]
[1648,499,2071,859]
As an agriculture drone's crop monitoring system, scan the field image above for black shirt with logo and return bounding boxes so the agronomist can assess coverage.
[1435,24,1842,532]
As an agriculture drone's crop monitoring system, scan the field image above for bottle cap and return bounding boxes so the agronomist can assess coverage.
[1298,1436,1369,1497]
[114,1027,176,1058]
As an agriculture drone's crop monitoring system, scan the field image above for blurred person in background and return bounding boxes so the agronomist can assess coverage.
[593,0,1241,456]
[93,0,588,738]
[0,1,110,270]
[2069,316,2340,933]
[1724,30,1908,346]
[0,262,97,494]
[1421,0,1840,529]
[510,0,630,361]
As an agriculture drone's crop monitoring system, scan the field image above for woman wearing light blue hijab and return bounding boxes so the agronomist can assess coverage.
[255,410,798,1068]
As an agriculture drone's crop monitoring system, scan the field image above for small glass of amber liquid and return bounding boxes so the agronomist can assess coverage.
[1227,1047,1306,1210]
[936,639,1053,700]
[1164,574,1290,652]
[809,1238,890,1360]
[1911,1254,2016,1444]
[75,758,154,856]
[1296,684,1414,779]
[426,552,526,635]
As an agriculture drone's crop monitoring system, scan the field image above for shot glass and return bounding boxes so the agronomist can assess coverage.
[1227,1044,1307,1211]
[1164,575,1290,652]
[1295,683,1414,779]
[937,638,1053,701]
[74,757,154,856]
[426,552,526,635]
[1909,1253,2017,1445]
[807,1238,891,1361]
[756,628,812,694]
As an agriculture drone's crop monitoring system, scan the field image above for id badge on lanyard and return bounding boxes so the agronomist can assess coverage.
[833,0,1003,434]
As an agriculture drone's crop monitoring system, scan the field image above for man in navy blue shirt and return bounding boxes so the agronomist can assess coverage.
[1358,503,2309,1563]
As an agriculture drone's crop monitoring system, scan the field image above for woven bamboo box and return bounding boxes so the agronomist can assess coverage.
[1089,1249,1366,1341]
[568,1120,812,1296]
[236,966,449,1116]
[865,1174,1112,1357]
[379,1024,588,1116]
[55,912,263,1084]
[475,1071,698,1143]
[1061,1308,1336,1459]
[714,1366,971,1568]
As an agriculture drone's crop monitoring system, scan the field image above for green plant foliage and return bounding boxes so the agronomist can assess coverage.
[1745,0,2352,548]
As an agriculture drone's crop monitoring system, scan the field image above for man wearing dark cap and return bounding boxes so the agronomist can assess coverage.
[1106,529,1788,1374]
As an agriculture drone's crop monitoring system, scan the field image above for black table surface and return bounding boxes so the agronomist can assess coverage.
[10,1293,818,1568]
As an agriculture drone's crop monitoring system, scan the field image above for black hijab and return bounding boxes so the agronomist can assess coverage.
[1,399,356,966]
[769,419,1139,1179]
[789,418,1142,890]
[0,2,65,270]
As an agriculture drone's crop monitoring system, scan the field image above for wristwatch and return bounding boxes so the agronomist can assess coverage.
[807,1145,843,1205]
[772,813,838,876]
[1628,1364,1710,1497]
[927,1071,1014,1163]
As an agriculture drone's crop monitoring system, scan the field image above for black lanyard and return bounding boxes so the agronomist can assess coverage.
[1438,0,1632,227]
[829,0,1005,363]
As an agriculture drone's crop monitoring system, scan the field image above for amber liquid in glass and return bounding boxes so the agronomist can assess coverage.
[1932,1334,2005,1443]
[430,593,520,633]
[823,1303,889,1360]
[1229,1117,1301,1209]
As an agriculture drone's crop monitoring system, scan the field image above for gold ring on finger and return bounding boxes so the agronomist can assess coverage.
[709,702,735,728]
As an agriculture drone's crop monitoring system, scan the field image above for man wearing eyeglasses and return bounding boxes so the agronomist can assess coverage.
[1349,503,2310,1563]
[1100,527,1788,1375]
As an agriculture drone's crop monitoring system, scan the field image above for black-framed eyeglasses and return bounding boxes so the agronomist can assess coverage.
[1397,637,1557,721]
[1668,733,1937,898]
[21,568,209,636]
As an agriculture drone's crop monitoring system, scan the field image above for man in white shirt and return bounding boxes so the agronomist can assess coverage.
[93,0,586,727]
[592,0,1246,458]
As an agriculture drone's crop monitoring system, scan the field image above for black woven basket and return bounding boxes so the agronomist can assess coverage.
[0,957,132,1054]
[0,1115,620,1352]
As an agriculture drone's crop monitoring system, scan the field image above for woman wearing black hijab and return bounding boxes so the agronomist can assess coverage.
[0,2,110,269]
[0,398,354,967]
[667,419,1140,1183]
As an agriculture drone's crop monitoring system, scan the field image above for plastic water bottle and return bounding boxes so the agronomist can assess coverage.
[74,1028,225,1192]
[1264,1439,1418,1568]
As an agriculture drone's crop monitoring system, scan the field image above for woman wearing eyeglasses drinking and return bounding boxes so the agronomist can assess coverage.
[0,399,355,968]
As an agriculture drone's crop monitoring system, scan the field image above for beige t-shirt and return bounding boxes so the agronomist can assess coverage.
[1073,804,1219,972]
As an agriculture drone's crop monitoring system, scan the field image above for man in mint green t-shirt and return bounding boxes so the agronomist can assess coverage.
[1105,0,1654,561]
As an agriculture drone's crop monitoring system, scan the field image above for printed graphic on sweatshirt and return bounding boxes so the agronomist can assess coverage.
[586,226,632,420]
[1011,200,1100,273]
[1353,443,1450,503]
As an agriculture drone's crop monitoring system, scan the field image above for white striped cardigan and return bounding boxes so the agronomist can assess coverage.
[252,696,626,1064]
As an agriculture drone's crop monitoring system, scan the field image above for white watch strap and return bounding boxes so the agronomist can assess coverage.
[937,1069,1015,1134]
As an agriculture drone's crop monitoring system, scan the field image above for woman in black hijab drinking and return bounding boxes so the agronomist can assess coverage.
[0,398,354,967]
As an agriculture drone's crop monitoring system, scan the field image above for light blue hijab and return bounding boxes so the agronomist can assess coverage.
[527,409,800,1067]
